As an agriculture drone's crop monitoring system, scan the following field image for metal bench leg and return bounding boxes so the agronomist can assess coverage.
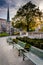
[18,50,20,56]
[23,53,25,61]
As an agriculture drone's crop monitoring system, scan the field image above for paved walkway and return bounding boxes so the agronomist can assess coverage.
[0,37,35,65]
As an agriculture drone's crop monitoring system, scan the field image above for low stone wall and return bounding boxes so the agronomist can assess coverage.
[28,32,43,39]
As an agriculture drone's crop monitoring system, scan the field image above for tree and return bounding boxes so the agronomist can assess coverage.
[22,1,36,31]
[12,22,14,27]
[12,1,42,32]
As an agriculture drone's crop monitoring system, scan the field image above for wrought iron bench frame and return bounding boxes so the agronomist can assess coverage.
[22,46,43,65]
[14,40,27,56]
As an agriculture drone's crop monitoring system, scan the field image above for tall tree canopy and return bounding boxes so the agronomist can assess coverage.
[12,1,42,31]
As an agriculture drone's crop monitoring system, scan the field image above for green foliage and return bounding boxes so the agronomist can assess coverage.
[12,22,15,27]
[25,43,31,51]
[12,1,42,32]
[0,32,9,37]
[15,22,22,28]
[14,32,20,35]
[16,37,43,49]
[13,39,18,44]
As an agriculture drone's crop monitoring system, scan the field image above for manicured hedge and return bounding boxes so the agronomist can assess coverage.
[16,37,43,49]
[13,39,18,43]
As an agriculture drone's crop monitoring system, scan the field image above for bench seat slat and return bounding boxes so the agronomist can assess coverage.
[14,44,24,50]
[17,41,26,48]
[24,52,43,65]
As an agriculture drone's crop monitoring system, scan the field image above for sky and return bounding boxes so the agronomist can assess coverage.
[0,0,43,20]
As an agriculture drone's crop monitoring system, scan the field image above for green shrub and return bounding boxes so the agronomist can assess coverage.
[14,32,20,35]
[25,43,31,48]
[16,37,43,49]
[13,39,18,43]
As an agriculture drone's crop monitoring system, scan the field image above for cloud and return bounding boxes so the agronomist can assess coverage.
[10,8,17,20]
[0,8,7,19]
[0,0,42,20]
[0,0,42,8]
[0,0,7,7]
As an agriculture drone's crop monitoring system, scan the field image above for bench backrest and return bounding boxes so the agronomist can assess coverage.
[17,40,26,48]
[29,46,43,59]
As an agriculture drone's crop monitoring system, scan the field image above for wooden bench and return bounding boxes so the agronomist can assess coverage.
[14,40,27,56]
[23,46,43,65]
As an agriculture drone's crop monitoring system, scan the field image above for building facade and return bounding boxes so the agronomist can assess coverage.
[0,18,7,32]
[0,7,11,33]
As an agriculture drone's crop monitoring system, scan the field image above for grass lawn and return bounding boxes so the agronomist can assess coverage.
[0,32,9,37]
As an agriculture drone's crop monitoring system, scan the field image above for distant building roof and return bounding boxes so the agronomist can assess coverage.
[0,18,6,21]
